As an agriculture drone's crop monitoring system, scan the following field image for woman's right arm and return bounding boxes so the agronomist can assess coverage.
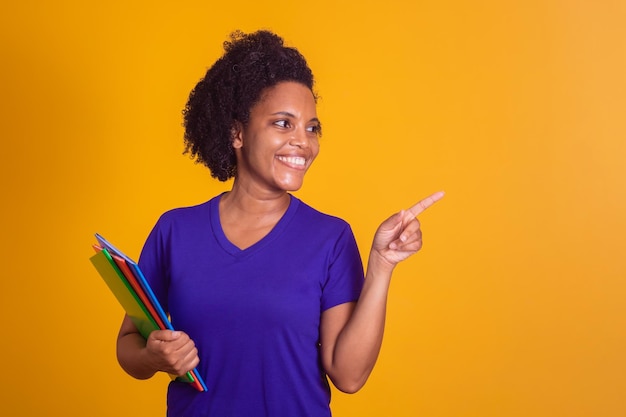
[116,314,200,379]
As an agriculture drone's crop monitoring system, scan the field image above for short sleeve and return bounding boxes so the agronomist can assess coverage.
[137,217,170,314]
[320,224,364,311]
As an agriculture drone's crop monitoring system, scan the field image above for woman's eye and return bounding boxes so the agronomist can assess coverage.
[307,124,322,136]
[274,120,289,128]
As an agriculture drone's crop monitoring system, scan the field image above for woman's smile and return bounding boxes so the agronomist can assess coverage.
[276,155,307,168]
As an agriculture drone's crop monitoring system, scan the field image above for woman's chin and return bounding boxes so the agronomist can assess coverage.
[276,175,306,192]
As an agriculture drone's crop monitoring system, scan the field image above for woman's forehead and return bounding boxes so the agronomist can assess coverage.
[253,81,317,116]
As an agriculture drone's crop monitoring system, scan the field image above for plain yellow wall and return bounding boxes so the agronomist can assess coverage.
[1,1,625,416]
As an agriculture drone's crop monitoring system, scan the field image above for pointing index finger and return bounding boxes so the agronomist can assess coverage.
[407,191,445,217]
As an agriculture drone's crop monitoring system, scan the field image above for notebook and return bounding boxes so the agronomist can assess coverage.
[90,236,207,392]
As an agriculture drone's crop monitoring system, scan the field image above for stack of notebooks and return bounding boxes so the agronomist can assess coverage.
[89,233,207,392]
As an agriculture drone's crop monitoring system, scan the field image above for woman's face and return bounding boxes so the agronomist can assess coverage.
[233,81,320,194]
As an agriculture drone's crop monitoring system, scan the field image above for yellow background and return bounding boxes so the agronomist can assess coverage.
[1,1,625,416]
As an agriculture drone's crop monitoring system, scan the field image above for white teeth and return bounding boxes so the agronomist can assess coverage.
[278,156,306,166]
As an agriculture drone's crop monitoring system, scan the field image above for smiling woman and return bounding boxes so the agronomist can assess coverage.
[114,29,443,417]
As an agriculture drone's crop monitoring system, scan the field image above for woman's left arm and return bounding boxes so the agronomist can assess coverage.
[320,191,444,393]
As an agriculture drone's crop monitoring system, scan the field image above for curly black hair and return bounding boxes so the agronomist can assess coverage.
[182,30,317,181]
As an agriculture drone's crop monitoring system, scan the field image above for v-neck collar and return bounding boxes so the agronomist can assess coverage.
[209,193,300,258]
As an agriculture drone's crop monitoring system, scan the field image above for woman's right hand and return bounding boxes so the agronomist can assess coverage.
[117,315,200,380]
[144,330,200,377]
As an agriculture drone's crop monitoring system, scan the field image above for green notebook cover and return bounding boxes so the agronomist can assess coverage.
[90,248,160,338]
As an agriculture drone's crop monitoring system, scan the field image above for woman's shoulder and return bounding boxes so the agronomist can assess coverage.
[154,195,218,227]
[292,196,352,231]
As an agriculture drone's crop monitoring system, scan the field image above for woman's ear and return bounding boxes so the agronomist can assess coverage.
[231,121,244,149]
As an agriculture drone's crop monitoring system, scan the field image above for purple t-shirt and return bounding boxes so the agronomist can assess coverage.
[138,194,364,417]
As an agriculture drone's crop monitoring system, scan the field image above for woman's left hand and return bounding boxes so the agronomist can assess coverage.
[371,191,445,267]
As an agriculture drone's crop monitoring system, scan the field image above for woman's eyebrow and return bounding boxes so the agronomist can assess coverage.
[270,111,321,124]
[270,111,296,117]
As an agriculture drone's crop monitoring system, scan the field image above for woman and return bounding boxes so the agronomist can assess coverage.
[116,30,443,417]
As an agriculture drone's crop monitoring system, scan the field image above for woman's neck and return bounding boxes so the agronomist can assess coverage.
[218,181,291,250]
[220,179,291,220]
